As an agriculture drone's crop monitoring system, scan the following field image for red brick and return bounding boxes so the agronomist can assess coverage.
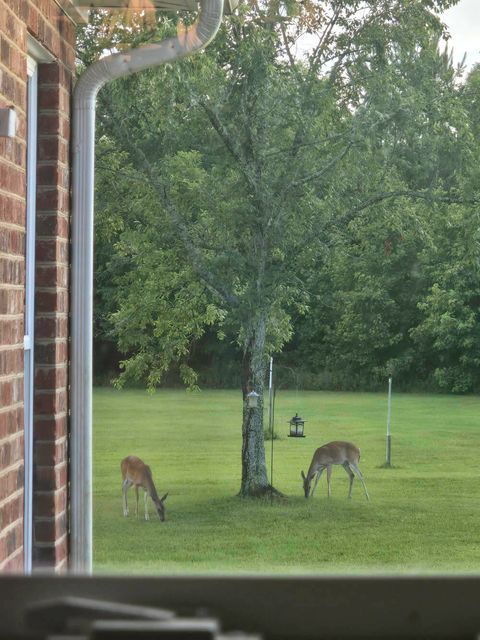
[0,228,24,254]
[34,462,67,491]
[33,488,67,518]
[0,36,10,66]
[37,113,61,136]
[0,256,24,285]
[0,289,23,315]
[34,340,68,365]
[2,523,21,561]
[39,62,71,89]
[0,138,25,166]
[37,164,69,191]
[0,434,23,468]
[36,262,69,288]
[0,521,24,570]
[10,47,26,80]
[34,437,67,467]
[0,465,24,502]
[38,85,59,110]
[37,138,58,161]
[37,163,57,185]
[28,4,39,35]
[34,415,67,440]
[34,388,67,415]
[0,163,26,196]
[35,314,68,338]
[18,0,28,21]
[0,317,24,344]
[34,511,67,543]
[0,493,23,530]
[15,81,26,111]
[34,533,67,566]
[0,195,25,226]
[0,550,24,573]
[0,348,23,377]
[0,406,23,440]
[1,69,16,102]
[34,364,67,389]
[35,289,68,313]
[36,188,69,215]
[35,237,68,262]
[38,62,59,84]
[0,378,23,406]
[15,112,27,141]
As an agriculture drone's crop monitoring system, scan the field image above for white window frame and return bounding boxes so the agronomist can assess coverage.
[24,54,38,575]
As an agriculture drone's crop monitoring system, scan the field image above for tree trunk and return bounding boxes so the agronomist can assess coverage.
[239,316,277,497]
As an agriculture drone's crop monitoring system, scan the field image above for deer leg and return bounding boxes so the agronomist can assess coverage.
[135,486,139,518]
[122,479,132,516]
[326,465,332,497]
[350,462,370,501]
[310,468,324,497]
[342,461,355,499]
[144,490,150,521]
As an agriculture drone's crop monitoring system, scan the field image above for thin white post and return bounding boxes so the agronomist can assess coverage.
[268,357,274,491]
[386,375,392,467]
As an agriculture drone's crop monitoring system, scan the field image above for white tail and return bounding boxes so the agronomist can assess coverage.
[121,455,168,521]
[301,441,369,500]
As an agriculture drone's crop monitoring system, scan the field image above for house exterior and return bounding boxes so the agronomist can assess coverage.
[0,0,87,573]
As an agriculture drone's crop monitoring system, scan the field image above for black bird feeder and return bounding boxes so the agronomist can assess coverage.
[288,413,305,438]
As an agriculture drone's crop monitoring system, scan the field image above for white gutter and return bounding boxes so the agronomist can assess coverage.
[70,0,224,573]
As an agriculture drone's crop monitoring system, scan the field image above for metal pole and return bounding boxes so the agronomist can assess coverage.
[269,357,274,502]
[386,375,392,466]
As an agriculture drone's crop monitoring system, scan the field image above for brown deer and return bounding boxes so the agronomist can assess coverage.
[301,441,369,500]
[121,456,168,521]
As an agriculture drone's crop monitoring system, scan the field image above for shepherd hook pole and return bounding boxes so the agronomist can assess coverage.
[386,375,392,467]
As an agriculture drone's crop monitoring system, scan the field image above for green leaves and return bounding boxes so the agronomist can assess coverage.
[88,0,479,393]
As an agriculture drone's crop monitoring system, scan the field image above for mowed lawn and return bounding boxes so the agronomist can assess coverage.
[93,388,480,574]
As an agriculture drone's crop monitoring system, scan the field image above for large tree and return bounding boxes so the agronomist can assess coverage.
[84,0,467,496]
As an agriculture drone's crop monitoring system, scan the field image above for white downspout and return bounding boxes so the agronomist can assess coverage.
[70,0,224,573]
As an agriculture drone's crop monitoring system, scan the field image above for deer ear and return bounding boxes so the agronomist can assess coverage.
[301,471,306,480]
[160,493,168,502]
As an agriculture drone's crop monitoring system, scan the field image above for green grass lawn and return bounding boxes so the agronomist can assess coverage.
[93,388,480,574]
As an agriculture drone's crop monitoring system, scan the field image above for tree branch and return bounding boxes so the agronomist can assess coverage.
[199,99,259,195]
[287,141,353,191]
[341,189,480,223]
[101,97,239,308]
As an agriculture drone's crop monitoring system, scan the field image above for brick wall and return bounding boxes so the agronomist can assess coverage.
[0,0,75,572]
[33,58,72,572]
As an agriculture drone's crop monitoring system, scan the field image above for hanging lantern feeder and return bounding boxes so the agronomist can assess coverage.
[288,413,306,438]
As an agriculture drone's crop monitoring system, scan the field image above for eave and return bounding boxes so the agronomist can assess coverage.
[63,0,238,23]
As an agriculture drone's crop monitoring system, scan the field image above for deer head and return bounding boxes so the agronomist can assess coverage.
[301,471,311,498]
[154,493,168,521]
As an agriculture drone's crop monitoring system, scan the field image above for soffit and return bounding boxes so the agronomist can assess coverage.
[65,0,238,23]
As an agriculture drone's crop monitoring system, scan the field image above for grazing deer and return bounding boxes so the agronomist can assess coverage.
[301,441,370,501]
[121,456,168,521]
